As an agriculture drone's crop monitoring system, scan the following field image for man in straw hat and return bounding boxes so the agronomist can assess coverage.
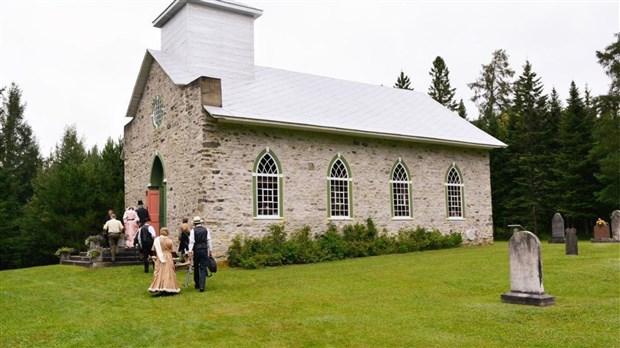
[188,216,212,292]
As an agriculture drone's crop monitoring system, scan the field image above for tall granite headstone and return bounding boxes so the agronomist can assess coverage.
[565,228,578,256]
[549,213,565,243]
[501,231,556,306]
[611,210,620,241]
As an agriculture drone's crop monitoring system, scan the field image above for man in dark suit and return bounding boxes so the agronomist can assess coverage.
[135,200,150,226]
[135,220,156,273]
[188,216,212,292]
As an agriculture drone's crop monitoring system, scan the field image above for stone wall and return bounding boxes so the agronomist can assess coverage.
[202,122,494,256]
[125,60,495,258]
[124,61,206,237]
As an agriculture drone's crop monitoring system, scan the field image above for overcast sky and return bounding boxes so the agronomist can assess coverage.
[1,0,618,155]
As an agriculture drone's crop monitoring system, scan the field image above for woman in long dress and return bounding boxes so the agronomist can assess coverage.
[148,227,180,295]
[123,206,139,248]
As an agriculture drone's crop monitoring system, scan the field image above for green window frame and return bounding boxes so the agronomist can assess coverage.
[390,159,413,219]
[327,154,353,219]
[252,148,283,218]
[445,163,465,219]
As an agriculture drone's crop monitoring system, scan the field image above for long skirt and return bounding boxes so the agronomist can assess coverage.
[148,253,180,294]
[125,221,139,247]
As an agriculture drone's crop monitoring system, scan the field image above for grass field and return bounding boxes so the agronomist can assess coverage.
[1,242,618,347]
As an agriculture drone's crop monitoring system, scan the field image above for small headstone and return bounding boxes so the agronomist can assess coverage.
[501,231,556,306]
[593,219,611,239]
[565,228,578,255]
[611,210,620,241]
[549,213,565,243]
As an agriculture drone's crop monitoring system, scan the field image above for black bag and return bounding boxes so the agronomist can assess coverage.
[207,256,217,274]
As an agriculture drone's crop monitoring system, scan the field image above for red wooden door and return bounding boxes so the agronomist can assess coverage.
[147,189,160,235]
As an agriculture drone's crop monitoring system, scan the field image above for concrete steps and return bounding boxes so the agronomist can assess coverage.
[60,247,143,269]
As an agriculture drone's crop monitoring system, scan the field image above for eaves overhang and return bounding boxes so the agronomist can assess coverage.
[204,106,508,150]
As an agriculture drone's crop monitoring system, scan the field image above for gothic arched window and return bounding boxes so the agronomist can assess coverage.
[327,155,352,218]
[390,160,412,218]
[445,164,464,219]
[253,149,283,218]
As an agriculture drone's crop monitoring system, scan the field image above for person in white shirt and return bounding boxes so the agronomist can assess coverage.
[188,216,212,292]
[102,214,124,264]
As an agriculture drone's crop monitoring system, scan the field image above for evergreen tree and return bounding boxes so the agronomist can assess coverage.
[0,83,42,269]
[591,33,620,209]
[394,70,413,90]
[427,56,458,110]
[457,99,467,119]
[22,127,105,266]
[555,82,598,234]
[590,94,619,209]
[503,61,549,235]
[596,32,620,96]
[468,49,515,132]
[467,50,514,237]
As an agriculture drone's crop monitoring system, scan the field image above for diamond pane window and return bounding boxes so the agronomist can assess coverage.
[328,157,351,218]
[391,162,411,218]
[253,151,282,218]
[445,166,464,218]
[152,95,164,128]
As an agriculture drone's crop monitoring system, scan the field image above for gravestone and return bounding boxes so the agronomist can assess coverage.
[592,220,611,241]
[565,228,578,255]
[549,213,565,243]
[501,231,556,306]
[611,210,620,241]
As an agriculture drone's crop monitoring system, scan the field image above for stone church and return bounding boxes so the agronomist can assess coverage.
[124,0,506,257]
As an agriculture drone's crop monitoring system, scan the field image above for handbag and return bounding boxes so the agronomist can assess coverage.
[207,255,217,275]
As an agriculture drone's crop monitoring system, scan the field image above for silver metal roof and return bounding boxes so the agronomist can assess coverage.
[126,49,506,149]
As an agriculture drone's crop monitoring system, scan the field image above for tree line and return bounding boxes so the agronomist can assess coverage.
[0,84,124,269]
[1,34,618,269]
[396,33,619,236]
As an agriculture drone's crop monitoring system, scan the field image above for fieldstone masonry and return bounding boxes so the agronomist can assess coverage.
[501,231,555,306]
[125,61,496,258]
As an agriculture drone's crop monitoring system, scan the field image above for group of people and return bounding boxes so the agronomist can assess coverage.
[102,201,150,264]
[146,215,213,296]
[105,201,213,297]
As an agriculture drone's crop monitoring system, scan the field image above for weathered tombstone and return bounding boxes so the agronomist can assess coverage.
[549,213,565,243]
[565,228,578,255]
[611,210,620,241]
[501,231,556,306]
[592,219,611,241]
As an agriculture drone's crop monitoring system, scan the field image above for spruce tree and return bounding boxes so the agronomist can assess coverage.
[428,56,458,110]
[591,33,620,209]
[393,70,413,90]
[503,61,549,235]
[555,82,598,234]
[457,99,467,119]
[0,83,42,269]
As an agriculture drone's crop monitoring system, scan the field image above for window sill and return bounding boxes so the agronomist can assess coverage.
[447,217,465,221]
[392,217,413,221]
[329,217,353,221]
[253,216,283,221]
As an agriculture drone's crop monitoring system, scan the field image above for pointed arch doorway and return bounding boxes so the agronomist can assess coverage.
[147,154,167,234]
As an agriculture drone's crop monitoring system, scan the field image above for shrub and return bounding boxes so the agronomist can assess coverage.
[226,219,463,269]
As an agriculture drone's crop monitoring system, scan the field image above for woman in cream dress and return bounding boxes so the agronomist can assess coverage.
[148,227,180,295]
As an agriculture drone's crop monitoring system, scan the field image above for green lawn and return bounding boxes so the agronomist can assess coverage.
[1,242,618,347]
